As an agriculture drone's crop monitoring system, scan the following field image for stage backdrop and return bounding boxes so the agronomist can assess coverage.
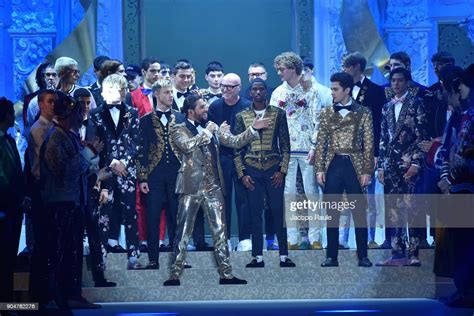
[139,0,293,89]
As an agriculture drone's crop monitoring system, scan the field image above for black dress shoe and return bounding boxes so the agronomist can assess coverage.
[145,261,159,269]
[163,279,180,286]
[106,244,127,253]
[184,264,192,269]
[321,258,339,267]
[160,244,173,252]
[358,257,373,267]
[246,259,264,268]
[219,276,247,285]
[94,279,117,287]
[280,258,296,267]
[380,239,392,249]
[418,239,431,249]
[139,243,148,253]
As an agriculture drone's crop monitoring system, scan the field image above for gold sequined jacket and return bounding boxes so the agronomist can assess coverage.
[171,120,257,195]
[314,100,374,178]
[233,106,290,178]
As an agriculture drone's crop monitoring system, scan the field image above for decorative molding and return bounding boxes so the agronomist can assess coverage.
[384,0,430,85]
[294,0,314,59]
[122,0,141,64]
[8,0,56,100]
[328,0,347,77]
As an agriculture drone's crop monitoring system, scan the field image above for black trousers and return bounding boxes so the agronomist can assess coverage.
[85,187,107,283]
[0,205,22,302]
[246,165,288,257]
[29,181,49,302]
[46,201,84,302]
[146,166,179,262]
[220,155,251,240]
[324,155,368,260]
[99,184,139,257]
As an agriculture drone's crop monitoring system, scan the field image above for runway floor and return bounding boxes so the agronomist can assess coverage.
[32,298,472,316]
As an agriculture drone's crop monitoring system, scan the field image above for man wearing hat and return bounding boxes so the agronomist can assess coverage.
[125,64,143,93]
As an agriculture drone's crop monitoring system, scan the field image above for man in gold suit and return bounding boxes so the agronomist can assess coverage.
[163,93,269,286]
[315,72,374,268]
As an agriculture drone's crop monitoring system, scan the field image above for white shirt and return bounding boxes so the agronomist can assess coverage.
[109,107,120,127]
[254,108,266,119]
[159,110,171,126]
[352,76,366,100]
[393,91,409,122]
[173,87,186,110]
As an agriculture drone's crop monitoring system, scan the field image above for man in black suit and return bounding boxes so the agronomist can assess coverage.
[208,73,252,250]
[86,74,143,269]
[137,79,185,269]
[0,97,27,303]
[342,52,387,249]
[172,61,194,111]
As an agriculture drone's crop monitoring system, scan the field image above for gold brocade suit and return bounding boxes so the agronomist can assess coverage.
[168,120,257,280]
[314,100,374,178]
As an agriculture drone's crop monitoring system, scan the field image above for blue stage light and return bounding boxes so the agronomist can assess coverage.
[315,310,381,314]
[117,313,178,316]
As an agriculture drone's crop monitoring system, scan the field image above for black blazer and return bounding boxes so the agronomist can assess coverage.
[355,78,386,157]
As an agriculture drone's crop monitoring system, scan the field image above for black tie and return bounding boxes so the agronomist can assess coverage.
[157,110,171,119]
[106,103,124,110]
[333,104,353,112]
[208,93,222,99]
[82,119,88,127]
[354,81,362,88]
[177,91,188,99]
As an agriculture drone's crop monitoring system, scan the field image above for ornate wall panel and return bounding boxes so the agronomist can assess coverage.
[122,0,141,65]
[384,0,431,86]
[294,0,314,60]
[439,23,474,69]
[8,0,56,100]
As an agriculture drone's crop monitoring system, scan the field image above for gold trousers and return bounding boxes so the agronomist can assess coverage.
[169,185,233,280]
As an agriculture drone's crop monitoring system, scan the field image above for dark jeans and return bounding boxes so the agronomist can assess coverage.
[324,155,368,260]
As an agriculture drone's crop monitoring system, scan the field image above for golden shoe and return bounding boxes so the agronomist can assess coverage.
[310,241,323,250]
[288,243,299,250]
[368,241,380,249]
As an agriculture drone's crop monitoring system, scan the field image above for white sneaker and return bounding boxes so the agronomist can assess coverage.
[236,239,252,251]
[186,244,196,251]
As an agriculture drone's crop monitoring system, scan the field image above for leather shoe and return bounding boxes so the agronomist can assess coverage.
[66,296,101,309]
[127,261,146,270]
[219,276,247,285]
[139,243,148,253]
[145,261,159,269]
[94,279,117,287]
[184,264,192,269]
[163,279,180,286]
[246,259,264,268]
[321,258,339,267]
[380,239,392,249]
[280,258,296,267]
[106,244,127,253]
[358,257,373,267]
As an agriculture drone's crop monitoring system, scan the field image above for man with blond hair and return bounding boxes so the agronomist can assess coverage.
[270,52,332,250]
[86,74,142,269]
